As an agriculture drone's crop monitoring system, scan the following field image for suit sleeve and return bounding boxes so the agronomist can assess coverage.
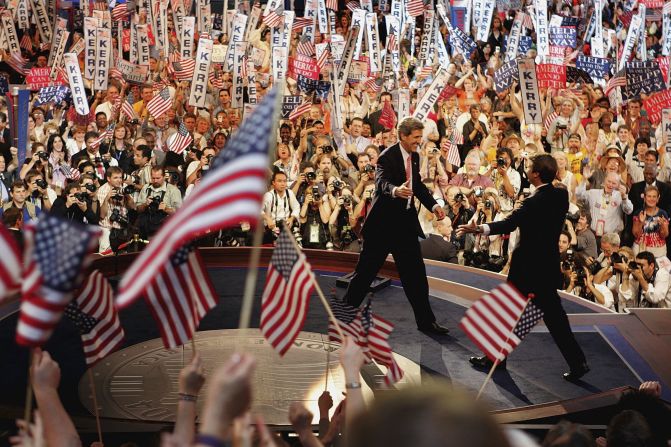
[375,151,398,198]
[487,195,534,235]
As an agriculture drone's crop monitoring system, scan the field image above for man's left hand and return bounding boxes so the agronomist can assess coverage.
[434,207,445,221]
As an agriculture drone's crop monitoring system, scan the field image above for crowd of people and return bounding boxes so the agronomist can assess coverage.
[2,0,671,444]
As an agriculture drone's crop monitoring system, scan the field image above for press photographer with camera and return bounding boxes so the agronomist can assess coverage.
[444,185,475,250]
[19,143,50,181]
[298,172,332,249]
[618,251,671,309]
[464,188,507,271]
[292,163,323,206]
[329,186,360,252]
[185,147,216,188]
[352,152,376,199]
[486,147,520,217]
[24,170,53,212]
[50,182,99,224]
[136,167,183,239]
[98,166,137,253]
[262,170,301,244]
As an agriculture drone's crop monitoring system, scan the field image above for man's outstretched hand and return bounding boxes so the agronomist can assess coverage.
[456,221,479,237]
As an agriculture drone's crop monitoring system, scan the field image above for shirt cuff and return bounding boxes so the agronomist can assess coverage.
[480,224,491,235]
[392,186,398,198]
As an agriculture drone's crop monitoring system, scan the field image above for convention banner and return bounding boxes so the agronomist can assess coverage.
[84,17,98,81]
[619,13,642,70]
[180,16,196,59]
[418,10,434,68]
[366,12,382,73]
[536,63,566,89]
[25,67,67,90]
[115,59,149,83]
[288,54,321,80]
[643,89,671,124]
[351,9,366,59]
[592,0,605,58]
[518,58,542,125]
[246,60,257,104]
[335,26,359,94]
[244,4,262,41]
[0,12,20,57]
[302,0,317,43]
[281,94,301,119]
[328,68,343,130]
[398,87,409,120]
[231,41,246,109]
[505,11,522,62]
[493,60,519,93]
[272,46,288,82]
[386,15,401,73]
[137,24,150,67]
[156,1,168,56]
[49,30,69,81]
[35,85,70,106]
[576,55,611,80]
[549,26,576,48]
[412,68,449,121]
[17,0,29,31]
[64,53,89,116]
[317,0,328,33]
[281,10,294,48]
[535,0,549,57]
[189,37,213,107]
[30,0,52,43]
[623,60,666,100]
[474,0,495,43]
[130,22,138,64]
[638,5,647,61]
[95,27,111,91]
[664,2,671,56]
[171,0,186,36]
[435,18,450,67]
[224,13,247,71]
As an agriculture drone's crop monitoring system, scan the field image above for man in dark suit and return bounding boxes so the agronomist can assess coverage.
[421,217,459,263]
[344,117,450,335]
[458,153,589,381]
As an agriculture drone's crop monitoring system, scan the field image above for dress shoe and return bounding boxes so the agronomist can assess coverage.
[563,363,590,382]
[418,322,450,335]
[469,355,507,370]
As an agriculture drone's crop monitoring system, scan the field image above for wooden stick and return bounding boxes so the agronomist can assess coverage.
[476,357,501,400]
[87,369,103,444]
[324,338,330,391]
[284,226,346,341]
[238,81,286,329]
[23,357,32,424]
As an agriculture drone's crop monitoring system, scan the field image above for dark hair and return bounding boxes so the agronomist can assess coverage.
[2,206,21,227]
[63,181,81,196]
[495,147,513,162]
[10,180,25,192]
[398,117,424,137]
[271,170,287,182]
[635,251,656,267]
[135,144,153,160]
[542,420,595,447]
[606,410,652,447]
[84,131,99,143]
[635,137,651,148]
[531,153,558,183]
[105,166,123,179]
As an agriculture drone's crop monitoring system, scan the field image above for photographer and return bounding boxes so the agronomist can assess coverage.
[352,152,376,199]
[486,147,520,217]
[292,163,324,206]
[136,167,183,239]
[185,147,215,188]
[465,189,506,271]
[24,170,53,212]
[574,209,598,258]
[444,186,474,250]
[262,170,300,243]
[618,251,671,309]
[299,173,332,249]
[50,182,99,224]
[98,166,136,253]
[329,187,360,252]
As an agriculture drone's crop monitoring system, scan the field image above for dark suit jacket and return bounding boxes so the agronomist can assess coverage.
[488,184,567,296]
[420,234,458,263]
[363,143,438,239]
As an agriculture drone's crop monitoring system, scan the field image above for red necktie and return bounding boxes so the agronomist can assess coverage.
[405,154,411,188]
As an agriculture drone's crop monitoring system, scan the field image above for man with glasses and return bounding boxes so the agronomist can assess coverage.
[617,251,671,309]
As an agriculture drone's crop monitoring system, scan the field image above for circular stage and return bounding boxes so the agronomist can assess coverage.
[78,329,420,426]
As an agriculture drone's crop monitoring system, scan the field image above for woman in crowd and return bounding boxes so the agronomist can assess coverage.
[632,185,669,257]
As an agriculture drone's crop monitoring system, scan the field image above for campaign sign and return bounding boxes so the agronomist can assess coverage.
[287,54,321,80]
[549,26,577,48]
[657,56,670,83]
[493,60,519,93]
[35,85,70,105]
[281,95,302,119]
[576,55,611,80]
[623,60,666,101]
[26,67,68,90]
[643,89,671,124]
[536,64,567,89]
[503,35,532,55]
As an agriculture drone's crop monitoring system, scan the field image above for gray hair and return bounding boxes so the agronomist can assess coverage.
[398,117,424,137]
[601,232,620,247]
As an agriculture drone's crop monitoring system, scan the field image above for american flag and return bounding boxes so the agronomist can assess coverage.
[378,100,396,130]
[406,0,425,17]
[209,70,224,89]
[263,6,284,28]
[520,12,533,29]
[543,110,559,131]
[109,66,124,80]
[143,245,217,348]
[146,88,172,119]
[386,34,397,51]
[115,86,279,308]
[297,36,315,57]
[316,45,331,70]
[363,77,381,92]
[93,1,108,11]
[289,98,312,120]
[60,164,81,180]
[111,3,128,21]
[20,33,32,52]
[346,1,360,11]
[605,69,627,96]
[260,228,315,356]
[416,65,433,79]
[0,223,21,302]
[121,92,138,121]
[329,298,404,386]
[6,52,29,75]
[459,283,544,362]
[88,126,112,150]
[292,16,313,32]
[64,270,124,365]
[442,134,461,167]
[16,216,100,347]
[326,0,338,10]
[167,51,181,77]
[665,2,671,14]
[174,58,196,80]
[168,122,193,154]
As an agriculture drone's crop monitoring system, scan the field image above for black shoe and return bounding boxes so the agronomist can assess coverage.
[563,363,590,382]
[469,356,507,370]
[418,322,450,335]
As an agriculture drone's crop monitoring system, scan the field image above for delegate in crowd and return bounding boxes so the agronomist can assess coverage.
[0,0,670,322]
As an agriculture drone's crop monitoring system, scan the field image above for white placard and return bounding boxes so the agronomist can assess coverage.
[619,14,642,70]
[317,0,328,33]
[137,24,150,67]
[518,58,542,125]
[0,12,20,56]
[180,16,196,59]
[506,12,523,62]
[95,27,111,91]
[232,41,247,108]
[49,30,69,80]
[535,0,549,57]
[335,26,360,94]
[84,17,98,81]
[189,37,213,107]
[272,46,288,82]
[366,12,382,73]
[30,0,52,43]
[64,53,89,116]
[303,0,318,43]
[351,9,366,59]
[475,0,495,43]
[224,13,247,71]
[418,11,434,67]
[412,68,449,121]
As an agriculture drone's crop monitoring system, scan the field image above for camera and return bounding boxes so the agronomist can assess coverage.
[322,145,334,153]
[430,147,440,154]
[123,185,136,195]
[306,171,316,182]
[130,119,140,125]
[312,185,320,199]
[610,252,623,264]
[109,208,128,224]
[94,156,103,164]
[484,200,493,209]
[73,192,87,202]
[562,250,575,271]
[474,186,483,198]
[37,152,49,161]
[341,225,355,245]
[586,259,602,275]
[166,170,180,184]
[363,164,375,174]
[84,183,97,193]
[148,194,162,210]
[454,192,464,203]
[556,123,567,130]
[522,188,531,198]
[332,180,344,191]
[35,179,48,189]
[496,158,506,168]
[566,211,580,225]
[628,260,640,270]
[342,195,352,206]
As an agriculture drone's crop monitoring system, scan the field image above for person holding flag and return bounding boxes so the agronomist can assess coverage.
[457,153,589,381]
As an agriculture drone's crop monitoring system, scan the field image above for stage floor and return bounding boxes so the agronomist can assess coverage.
[0,266,659,429]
